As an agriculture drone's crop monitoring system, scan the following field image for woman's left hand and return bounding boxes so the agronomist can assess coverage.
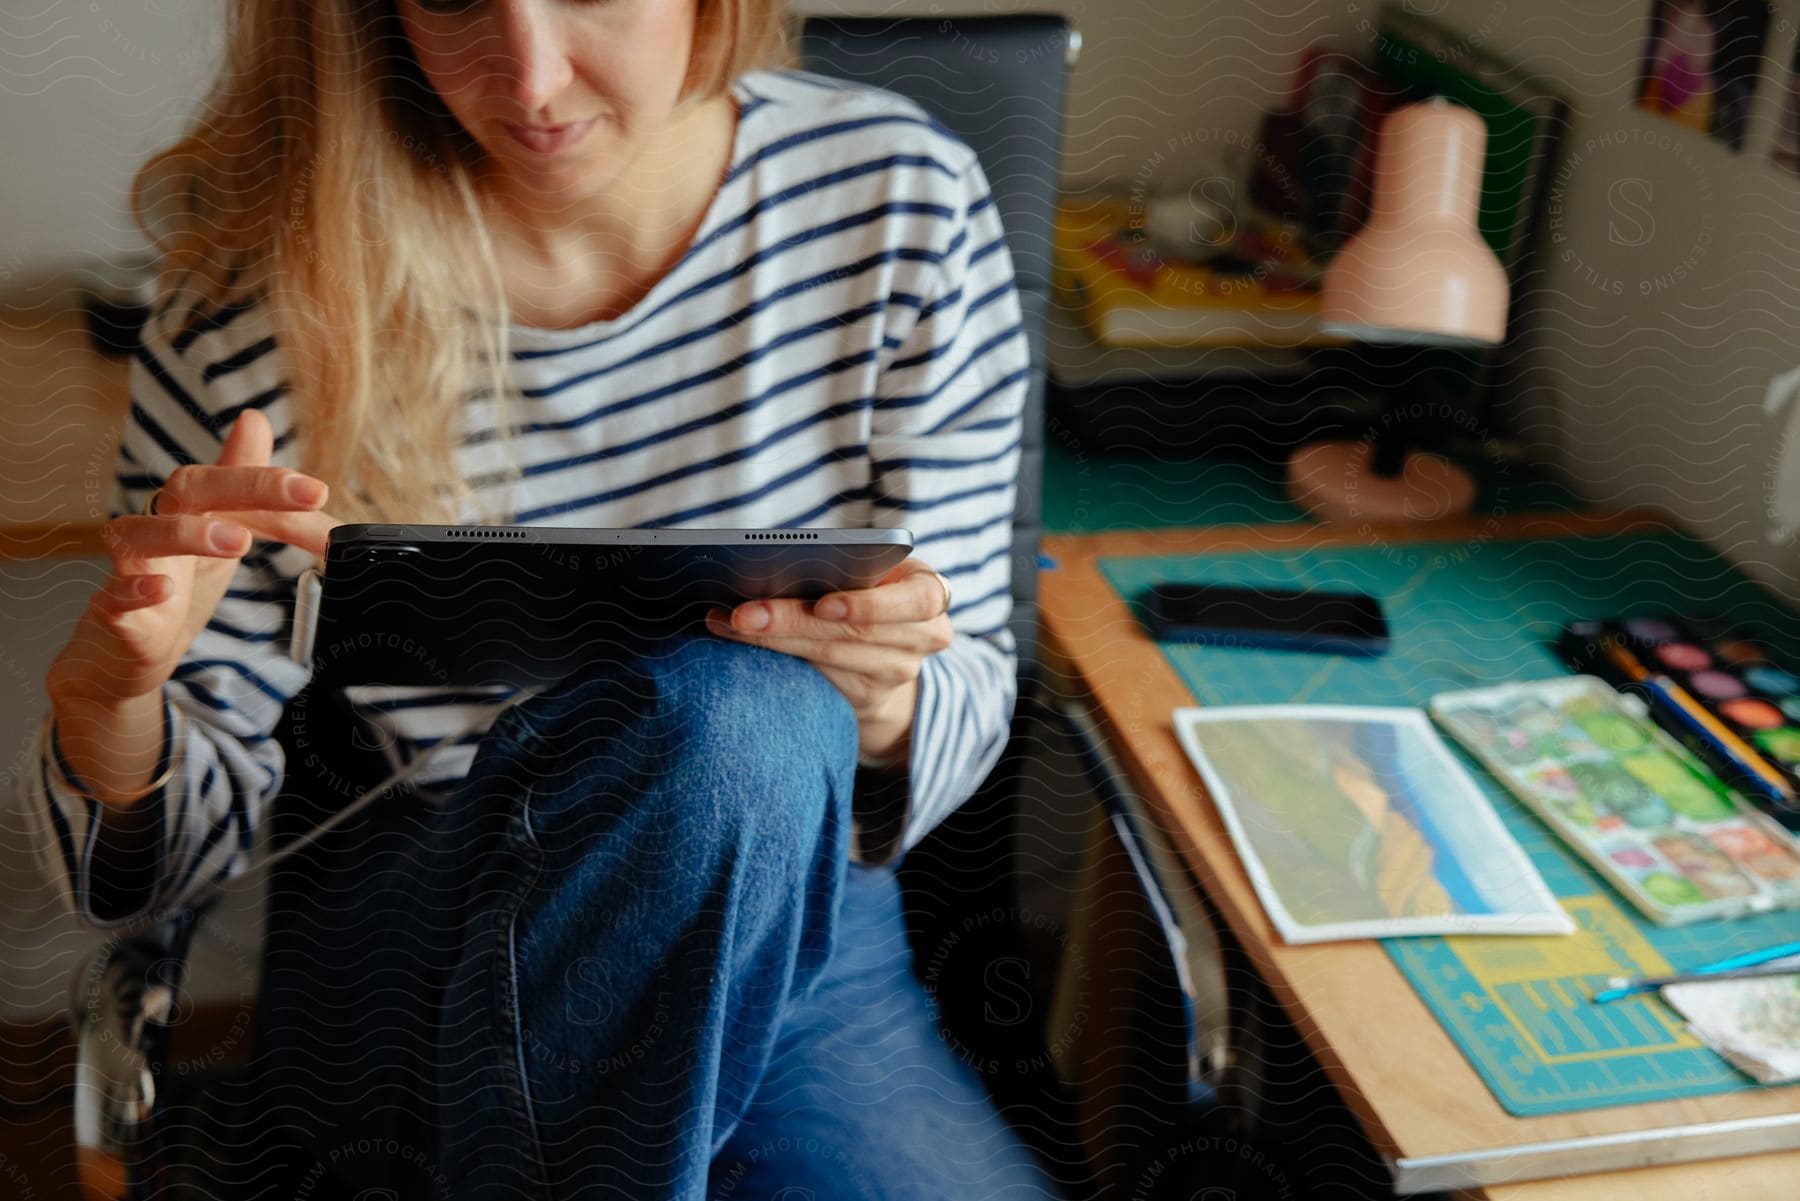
[704,559,954,768]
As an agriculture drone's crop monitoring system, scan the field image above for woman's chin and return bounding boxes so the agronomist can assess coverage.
[489,144,613,197]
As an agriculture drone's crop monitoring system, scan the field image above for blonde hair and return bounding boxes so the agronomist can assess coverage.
[131,0,793,525]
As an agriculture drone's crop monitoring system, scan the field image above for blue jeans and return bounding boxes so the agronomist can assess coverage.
[262,633,1057,1199]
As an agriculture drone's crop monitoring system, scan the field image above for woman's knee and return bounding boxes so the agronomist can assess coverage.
[506,633,851,738]
[498,633,860,853]
[653,633,860,765]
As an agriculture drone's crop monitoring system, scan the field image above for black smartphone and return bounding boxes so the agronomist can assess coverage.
[1142,582,1389,656]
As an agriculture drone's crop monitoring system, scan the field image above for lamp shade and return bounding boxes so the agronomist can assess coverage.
[1319,98,1508,347]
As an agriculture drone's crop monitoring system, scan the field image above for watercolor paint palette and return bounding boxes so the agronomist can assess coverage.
[1560,616,1800,829]
[1431,677,1800,926]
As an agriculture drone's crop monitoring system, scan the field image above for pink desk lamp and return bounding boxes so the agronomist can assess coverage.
[1286,97,1509,523]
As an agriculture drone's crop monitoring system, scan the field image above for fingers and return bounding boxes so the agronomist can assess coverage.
[794,560,951,628]
[91,571,171,616]
[128,409,333,560]
[710,555,953,649]
[216,406,274,468]
[209,507,340,561]
[158,464,328,515]
[103,513,251,571]
[105,495,336,572]
[103,505,338,572]
[707,600,953,656]
[705,627,922,687]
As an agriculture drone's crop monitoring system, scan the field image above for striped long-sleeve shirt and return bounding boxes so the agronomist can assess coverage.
[22,68,1029,930]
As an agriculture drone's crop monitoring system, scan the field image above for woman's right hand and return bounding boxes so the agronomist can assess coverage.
[47,408,341,712]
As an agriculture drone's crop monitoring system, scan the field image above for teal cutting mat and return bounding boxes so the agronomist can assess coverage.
[1098,527,1800,1116]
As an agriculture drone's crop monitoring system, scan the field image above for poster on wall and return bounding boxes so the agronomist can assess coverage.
[1636,0,1773,151]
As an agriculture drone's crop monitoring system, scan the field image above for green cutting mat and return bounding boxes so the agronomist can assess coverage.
[1098,527,1800,1116]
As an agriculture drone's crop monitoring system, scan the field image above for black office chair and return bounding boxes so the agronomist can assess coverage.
[798,32,1244,1197]
[70,15,1089,1198]
[799,17,1114,1193]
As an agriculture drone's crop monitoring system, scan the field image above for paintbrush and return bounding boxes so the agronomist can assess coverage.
[1593,963,1800,1004]
[1592,940,1800,1004]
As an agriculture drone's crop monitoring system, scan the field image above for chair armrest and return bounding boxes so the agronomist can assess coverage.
[1023,690,1231,1106]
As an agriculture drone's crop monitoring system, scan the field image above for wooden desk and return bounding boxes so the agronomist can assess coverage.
[1038,511,1800,1200]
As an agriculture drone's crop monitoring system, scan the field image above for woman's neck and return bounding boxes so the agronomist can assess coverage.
[483,92,738,328]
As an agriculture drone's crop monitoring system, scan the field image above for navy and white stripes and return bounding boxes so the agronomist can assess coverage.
[22,69,1029,928]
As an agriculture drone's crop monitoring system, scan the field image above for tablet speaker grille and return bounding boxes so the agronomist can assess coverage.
[446,527,527,539]
[743,532,820,540]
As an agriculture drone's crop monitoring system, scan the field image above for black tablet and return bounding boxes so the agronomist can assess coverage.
[296,524,913,687]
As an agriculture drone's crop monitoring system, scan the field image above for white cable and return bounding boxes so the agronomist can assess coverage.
[81,569,541,934]
[242,565,534,881]
[229,692,536,886]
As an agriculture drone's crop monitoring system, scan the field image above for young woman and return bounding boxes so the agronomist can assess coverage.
[25,1,1052,1196]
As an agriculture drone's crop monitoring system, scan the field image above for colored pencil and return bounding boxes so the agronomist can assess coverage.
[1600,636,1795,806]
[1642,673,1797,804]
[1600,638,1651,683]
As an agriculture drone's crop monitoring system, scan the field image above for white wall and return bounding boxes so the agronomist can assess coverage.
[0,1,224,295]
[1447,0,1800,595]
